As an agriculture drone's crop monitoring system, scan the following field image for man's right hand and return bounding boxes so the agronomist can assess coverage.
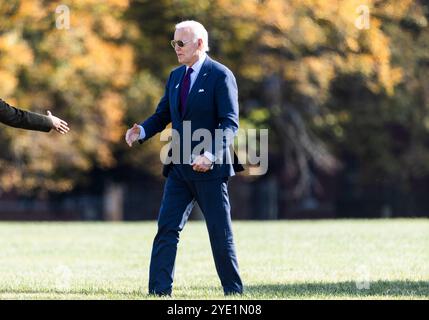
[125,123,141,147]
[47,110,70,134]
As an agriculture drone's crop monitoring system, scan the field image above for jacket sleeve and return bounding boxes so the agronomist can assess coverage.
[0,99,53,132]
[139,73,172,143]
[212,69,239,161]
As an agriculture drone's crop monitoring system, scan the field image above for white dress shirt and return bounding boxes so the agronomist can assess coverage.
[187,53,207,91]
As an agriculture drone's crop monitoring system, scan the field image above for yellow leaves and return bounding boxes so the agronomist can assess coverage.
[262,0,294,31]
[101,15,124,39]
[74,34,135,88]
[260,33,284,50]
[335,50,402,96]
[286,56,335,103]
[105,0,129,9]
[377,64,403,96]
[40,26,135,89]
[0,164,74,193]
[71,0,129,10]
[0,32,18,49]
[1,128,87,193]
[303,0,338,19]
[292,16,326,49]
[217,0,259,18]
[0,0,136,191]
[97,91,125,143]
[111,45,135,88]
[376,0,414,20]
[338,0,370,25]
[96,144,116,169]
[0,31,33,95]
[0,165,22,192]
[359,22,403,95]
[345,37,360,52]
[307,56,335,87]
[338,54,372,76]
[0,32,34,68]
[390,67,403,88]
[0,0,419,192]
[0,70,18,97]
[17,0,47,21]
[241,64,264,82]
[368,25,389,64]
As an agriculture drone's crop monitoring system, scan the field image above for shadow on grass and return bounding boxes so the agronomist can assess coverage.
[0,280,427,298]
[243,280,429,298]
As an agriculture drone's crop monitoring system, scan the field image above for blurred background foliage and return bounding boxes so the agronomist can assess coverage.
[0,0,428,217]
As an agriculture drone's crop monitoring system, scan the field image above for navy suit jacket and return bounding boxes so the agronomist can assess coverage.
[139,55,244,180]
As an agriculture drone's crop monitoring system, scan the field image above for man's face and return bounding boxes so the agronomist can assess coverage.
[173,28,201,66]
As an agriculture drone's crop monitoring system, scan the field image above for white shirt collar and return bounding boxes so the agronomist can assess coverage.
[186,53,207,75]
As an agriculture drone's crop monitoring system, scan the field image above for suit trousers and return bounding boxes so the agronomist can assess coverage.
[148,166,243,295]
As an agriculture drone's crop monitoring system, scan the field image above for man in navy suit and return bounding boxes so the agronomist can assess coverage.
[125,20,244,296]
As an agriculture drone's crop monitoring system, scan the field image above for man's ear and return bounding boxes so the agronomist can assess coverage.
[198,38,204,50]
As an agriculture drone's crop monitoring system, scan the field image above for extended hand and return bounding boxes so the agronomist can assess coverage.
[192,155,213,172]
[125,123,141,147]
[47,111,70,134]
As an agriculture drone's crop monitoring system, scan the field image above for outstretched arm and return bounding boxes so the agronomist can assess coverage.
[125,73,172,147]
[0,99,69,134]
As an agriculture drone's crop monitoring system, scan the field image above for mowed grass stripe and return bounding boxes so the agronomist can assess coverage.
[0,219,427,299]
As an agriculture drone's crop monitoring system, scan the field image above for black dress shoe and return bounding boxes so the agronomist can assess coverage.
[224,290,243,296]
[148,290,172,297]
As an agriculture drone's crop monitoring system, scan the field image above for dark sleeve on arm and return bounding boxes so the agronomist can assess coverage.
[139,73,172,143]
[212,69,239,159]
[0,99,53,132]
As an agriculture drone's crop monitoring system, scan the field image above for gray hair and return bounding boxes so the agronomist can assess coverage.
[175,20,209,52]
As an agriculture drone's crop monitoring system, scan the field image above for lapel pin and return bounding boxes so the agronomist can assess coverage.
[175,83,179,89]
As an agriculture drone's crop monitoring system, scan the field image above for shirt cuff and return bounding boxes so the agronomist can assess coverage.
[138,125,146,140]
[203,151,216,163]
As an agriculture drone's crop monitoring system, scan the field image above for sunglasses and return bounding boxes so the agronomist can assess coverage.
[170,39,193,49]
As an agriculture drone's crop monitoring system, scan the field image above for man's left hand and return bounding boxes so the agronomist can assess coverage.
[192,155,213,172]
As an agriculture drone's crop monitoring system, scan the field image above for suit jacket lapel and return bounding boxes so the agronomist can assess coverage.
[183,56,213,118]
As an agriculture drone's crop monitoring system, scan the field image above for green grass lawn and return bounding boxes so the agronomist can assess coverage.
[0,219,428,299]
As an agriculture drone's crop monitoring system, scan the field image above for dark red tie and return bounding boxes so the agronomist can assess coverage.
[180,67,193,116]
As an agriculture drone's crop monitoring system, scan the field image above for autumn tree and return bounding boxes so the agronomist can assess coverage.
[0,0,163,193]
